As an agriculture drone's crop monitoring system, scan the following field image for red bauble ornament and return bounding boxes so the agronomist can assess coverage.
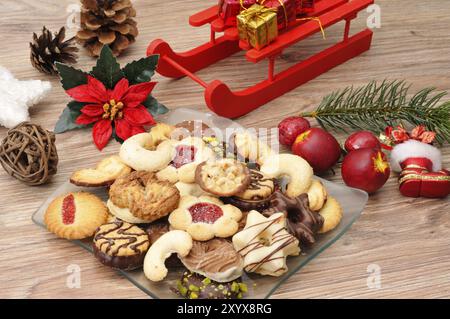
[344,131,381,152]
[341,149,390,194]
[278,116,311,146]
[291,127,341,173]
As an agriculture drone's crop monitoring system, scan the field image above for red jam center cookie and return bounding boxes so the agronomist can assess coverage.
[62,194,76,225]
[188,203,223,224]
[172,145,197,169]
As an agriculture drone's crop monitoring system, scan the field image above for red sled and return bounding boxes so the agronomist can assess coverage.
[147,0,375,119]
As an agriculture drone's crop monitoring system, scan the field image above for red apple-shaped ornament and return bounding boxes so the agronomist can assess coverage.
[341,149,390,194]
[344,131,381,152]
[278,116,311,146]
[291,128,341,173]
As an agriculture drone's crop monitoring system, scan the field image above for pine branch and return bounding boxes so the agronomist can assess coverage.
[301,80,450,144]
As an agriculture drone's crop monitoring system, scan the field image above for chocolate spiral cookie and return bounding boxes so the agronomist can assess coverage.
[93,220,150,270]
[222,169,275,211]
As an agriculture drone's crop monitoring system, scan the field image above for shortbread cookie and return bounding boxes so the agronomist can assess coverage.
[195,159,251,197]
[93,220,150,270]
[306,179,328,211]
[45,192,108,240]
[169,195,242,241]
[232,211,300,277]
[175,182,212,197]
[70,156,131,187]
[143,230,193,282]
[173,271,248,299]
[318,196,343,234]
[119,133,173,172]
[107,199,150,224]
[180,238,243,283]
[109,171,180,223]
[260,154,313,198]
[156,137,216,184]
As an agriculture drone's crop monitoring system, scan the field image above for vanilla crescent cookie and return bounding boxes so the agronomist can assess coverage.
[306,179,328,211]
[169,195,242,241]
[260,154,313,198]
[318,196,343,234]
[232,131,275,165]
[148,123,175,147]
[143,230,193,282]
[119,133,173,172]
[45,192,108,240]
[70,156,131,187]
[232,211,300,277]
[156,137,216,184]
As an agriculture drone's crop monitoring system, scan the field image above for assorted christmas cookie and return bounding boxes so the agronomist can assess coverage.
[119,133,173,172]
[172,120,215,140]
[145,219,182,267]
[306,179,328,212]
[179,238,244,283]
[222,169,275,211]
[108,171,180,223]
[263,191,324,247]
[70,156,131,187]
[44,192,108,240]
[232,211,300,276]
[156,137,216,184]
[93,220,150,270]
[260,153,313,198]
[143,230,193,282]
[317,196,343,234]
[172,271,248,299]
[195,159,251,197]
[232,131,275,165]
[148,123,175,147]
[169,195,242,241]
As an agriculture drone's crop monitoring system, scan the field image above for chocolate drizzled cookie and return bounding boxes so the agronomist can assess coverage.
[263,191,324,247]
[93,220,150,270]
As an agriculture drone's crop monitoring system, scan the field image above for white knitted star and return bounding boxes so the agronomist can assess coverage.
[0,66,51,128]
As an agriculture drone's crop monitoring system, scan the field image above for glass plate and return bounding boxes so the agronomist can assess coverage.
[32,108,368,299]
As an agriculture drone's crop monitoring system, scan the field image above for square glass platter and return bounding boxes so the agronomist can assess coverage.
[32,108,368,299]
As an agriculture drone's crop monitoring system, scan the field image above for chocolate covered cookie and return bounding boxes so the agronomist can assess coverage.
[93,220,150,270]
[172,271,248,299]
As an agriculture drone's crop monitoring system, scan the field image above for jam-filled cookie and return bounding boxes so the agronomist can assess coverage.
[44,192,108,240]
[93,220,150,270]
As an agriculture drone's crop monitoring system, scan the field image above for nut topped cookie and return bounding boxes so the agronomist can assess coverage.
[195,159,251,197]
[44,192,108,240]
[93,220,150,270]
[109,171,180,223]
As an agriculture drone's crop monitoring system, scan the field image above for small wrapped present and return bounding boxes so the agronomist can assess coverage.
[259,0,297,29]
[296,0,315,15]
[237,4,278,50]
[219,0,257,27]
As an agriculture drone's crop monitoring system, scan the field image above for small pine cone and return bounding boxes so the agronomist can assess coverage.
[76,0,139,57]
[30,26,79,75]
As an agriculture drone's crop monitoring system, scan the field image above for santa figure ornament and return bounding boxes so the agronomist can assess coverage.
[382,125,450,198]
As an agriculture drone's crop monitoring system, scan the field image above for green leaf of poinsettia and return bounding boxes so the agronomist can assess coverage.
[143,95,169,116]
[54,102,86,134]
[90,45,124,89]
[122,55,159,85]
[55,63,89,90]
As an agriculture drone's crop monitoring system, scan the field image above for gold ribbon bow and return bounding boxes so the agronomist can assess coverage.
[239,4,278,48]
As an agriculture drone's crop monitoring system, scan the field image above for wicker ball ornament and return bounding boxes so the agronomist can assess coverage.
[0,122,58,186]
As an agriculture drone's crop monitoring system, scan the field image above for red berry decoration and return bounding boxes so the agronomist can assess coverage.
[341,149,390,194]
[61,194,75,225]
[291,128,341,173]
[278,116,311,146]
[344,131,381,152]
[188,203,223,224]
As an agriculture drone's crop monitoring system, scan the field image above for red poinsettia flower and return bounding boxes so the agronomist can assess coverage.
[66,76,156,150]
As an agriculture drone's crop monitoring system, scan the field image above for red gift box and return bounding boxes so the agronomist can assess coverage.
[296,0,315,15]
[219,0,257,27]
[259,0,297,29]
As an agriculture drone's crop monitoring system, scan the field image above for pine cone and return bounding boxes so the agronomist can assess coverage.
[30,27,79,75]
[76,0,138,57]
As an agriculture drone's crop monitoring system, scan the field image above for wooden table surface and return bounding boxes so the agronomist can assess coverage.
[1,0,449,299]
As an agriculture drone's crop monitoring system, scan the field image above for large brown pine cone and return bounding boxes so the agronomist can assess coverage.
[76,0,138,57]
